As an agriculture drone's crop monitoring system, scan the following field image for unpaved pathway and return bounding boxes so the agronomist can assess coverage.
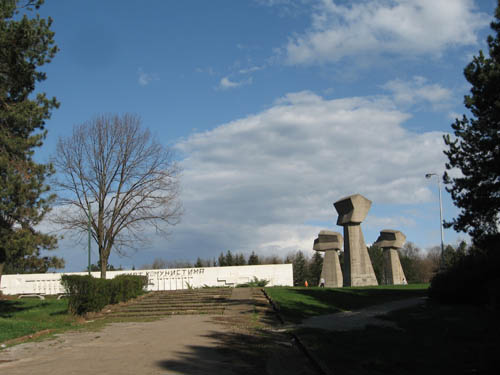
[301,297,426,331]
[1,315,232,375]
[0,289,317,375]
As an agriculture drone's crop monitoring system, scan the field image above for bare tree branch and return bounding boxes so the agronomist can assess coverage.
[50,114,182,278]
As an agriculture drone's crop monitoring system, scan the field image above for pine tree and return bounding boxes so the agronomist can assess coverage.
[234,253,246,266]
[194,257,203,268]
[292,251,307,286]
[0,0,61,285]
[248,251,260,265]
[308,251,323,286]
[217,252,226,267]
[225,250,234,266]
[443,1,500,251]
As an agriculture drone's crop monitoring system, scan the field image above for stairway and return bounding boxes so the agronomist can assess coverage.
[103,288,233,318]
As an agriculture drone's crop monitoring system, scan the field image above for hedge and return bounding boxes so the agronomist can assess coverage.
[428,249,500,307]
[61,274,148,315]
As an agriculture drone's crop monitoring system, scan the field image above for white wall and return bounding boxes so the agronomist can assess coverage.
[0,264,293,295]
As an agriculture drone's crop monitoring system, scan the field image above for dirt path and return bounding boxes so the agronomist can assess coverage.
[0,289,317,375]
[300,297,426,331]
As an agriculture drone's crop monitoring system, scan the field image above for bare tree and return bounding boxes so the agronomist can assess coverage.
[51,114,182,278]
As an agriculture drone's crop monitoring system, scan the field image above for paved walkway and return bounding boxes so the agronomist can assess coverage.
[301,297,426,331]
[0,289,316,375]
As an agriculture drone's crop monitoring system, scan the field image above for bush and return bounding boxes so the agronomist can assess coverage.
[61,274,147,315]
[236,277,269,288]
[110,274,148,303]
[428,249,500,307]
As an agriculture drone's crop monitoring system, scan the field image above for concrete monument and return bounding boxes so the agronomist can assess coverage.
[313,230,343,287]
[333,194,378,286]
[374,229,407,285]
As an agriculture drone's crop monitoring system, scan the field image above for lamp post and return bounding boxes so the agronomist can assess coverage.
[87,202,92,276]
[425,173,445,267]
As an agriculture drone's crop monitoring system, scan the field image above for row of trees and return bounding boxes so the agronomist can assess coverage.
[370,241,469,284]
[140,242,471,287]
[140,250,325,286]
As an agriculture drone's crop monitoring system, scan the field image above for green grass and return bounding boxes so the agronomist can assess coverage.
[296,301,499,374]
[0,297,79,343]
[265,284,428,323]
[0,296,169,345]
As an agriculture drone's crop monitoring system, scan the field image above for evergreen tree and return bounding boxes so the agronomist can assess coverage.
[292,251,307,286]
[225,250,234,266]
[217,252,226,267]
[0,0,61,285]
[443,1,500,251]
[4,248,64,274]
[264,255,282,264]
[308,251,323,286]
[234,253,246,266]
[194,257,203,268]
[248,251,260,265]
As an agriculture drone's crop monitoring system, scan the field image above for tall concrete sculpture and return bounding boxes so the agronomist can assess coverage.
[334,194,378,286]
[374,229,407,285]
[313,230,343,287]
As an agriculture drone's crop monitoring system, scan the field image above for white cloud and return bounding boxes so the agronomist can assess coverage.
[195,66,215,75]
[218,76,253,90]
[137,68,159,86]
[286,0,489,65]
[239,66,264,74]
[173,90,448,259]
[448,111,462,121]
[382,76,452,109]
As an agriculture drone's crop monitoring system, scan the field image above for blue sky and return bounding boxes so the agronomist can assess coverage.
[31,0,497,271]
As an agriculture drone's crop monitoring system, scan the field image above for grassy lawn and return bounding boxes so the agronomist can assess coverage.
[296,301,499,374]
[0,296,166,345]
[265,284,428,323]
[0,297,79,343]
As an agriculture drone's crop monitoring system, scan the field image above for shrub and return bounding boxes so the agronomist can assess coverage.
[428,249,500,307]
[237,277,269,288]
[61,274,147,315]
[109,274,148,303]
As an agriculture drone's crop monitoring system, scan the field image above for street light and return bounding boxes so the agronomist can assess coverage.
[87,201,93,276]
[425,173,445,267]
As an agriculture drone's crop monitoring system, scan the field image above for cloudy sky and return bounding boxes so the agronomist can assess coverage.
[33,0,497,271]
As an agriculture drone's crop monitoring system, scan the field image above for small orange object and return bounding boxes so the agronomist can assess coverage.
[304,280,309,287]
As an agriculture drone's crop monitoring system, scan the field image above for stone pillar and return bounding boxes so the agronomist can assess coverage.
[374,229,407,285]
[313,230,343,288]
[333,194,378,287]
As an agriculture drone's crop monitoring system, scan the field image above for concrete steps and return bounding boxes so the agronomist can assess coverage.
[104,288,232,318]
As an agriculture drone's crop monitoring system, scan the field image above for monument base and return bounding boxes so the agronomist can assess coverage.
[321,250,343,288]
[343,224,378,287]
[383,249,407,285]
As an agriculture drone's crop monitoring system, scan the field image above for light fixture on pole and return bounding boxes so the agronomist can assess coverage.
[87,201,92,276]
[425,173,445,267]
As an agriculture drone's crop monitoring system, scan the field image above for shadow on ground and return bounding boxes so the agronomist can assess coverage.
[295,301,500,375]
[0,300,40,318]
[156,323,316,375]
[269,287,428,323]
[156,289,318,375]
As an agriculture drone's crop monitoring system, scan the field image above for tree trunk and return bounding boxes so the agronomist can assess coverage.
[100,255,107,279]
